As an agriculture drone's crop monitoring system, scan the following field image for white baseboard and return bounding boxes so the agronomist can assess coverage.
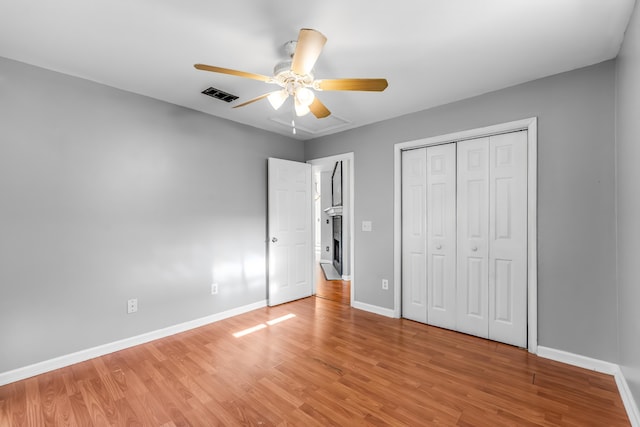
[536,346,618,374]
[537,346,639,426]
[615,366,640,427]
[341,274,352,281]
[0,300,267,387]
[352,300,395,318]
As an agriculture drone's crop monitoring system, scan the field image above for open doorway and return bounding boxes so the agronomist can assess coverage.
[308,153,354,306]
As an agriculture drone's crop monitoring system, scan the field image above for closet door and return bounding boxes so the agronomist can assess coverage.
[401,132,528,348]
[401,148,428,323]
[456,138,490,338]
[488,132,528,347]
[426,144,457,329]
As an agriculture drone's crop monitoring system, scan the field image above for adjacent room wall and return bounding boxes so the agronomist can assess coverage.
[320,171,333,263]
[341,160,351,278]
[305,61,618,362]
[616,0,640,407]
[0,57,303,373]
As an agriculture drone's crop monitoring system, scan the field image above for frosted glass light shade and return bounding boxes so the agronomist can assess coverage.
[295,87,315,106]
[268,90,288,110]
[294,97,310,116]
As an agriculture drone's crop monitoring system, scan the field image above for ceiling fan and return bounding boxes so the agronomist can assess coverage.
[194,28,388,119]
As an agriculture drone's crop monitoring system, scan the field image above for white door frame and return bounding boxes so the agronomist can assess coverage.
[308,152,355,306]
[393,118,538,353]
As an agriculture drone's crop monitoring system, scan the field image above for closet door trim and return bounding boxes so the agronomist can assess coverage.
[393,117,538,353]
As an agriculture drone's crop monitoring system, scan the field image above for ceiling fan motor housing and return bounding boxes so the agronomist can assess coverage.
[273,59,292,77]
[283,40,297,58]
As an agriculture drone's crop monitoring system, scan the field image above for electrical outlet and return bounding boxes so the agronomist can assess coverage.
[382,279,389,290]
[127,298,138,314]
[211,283,218,295]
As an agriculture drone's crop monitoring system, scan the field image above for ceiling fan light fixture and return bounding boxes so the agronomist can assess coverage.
[295,87,315,106]
[294,97,311,116]
[268,90,288,110]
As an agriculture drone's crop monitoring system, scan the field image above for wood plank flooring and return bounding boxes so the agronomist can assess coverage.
[0,297,630,426]
[315,263,350,305]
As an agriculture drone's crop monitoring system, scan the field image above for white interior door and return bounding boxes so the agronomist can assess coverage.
[426,144,457,329]
[268,158,312,306]
[401,148,428,323]
[456,137,490,338]
[488,132,528,347]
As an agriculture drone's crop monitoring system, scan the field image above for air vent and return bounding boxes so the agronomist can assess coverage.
[201,87,239,103]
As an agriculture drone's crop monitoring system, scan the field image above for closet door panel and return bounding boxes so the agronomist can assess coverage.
[488,131,528,347]
[426,144,457,329]
[456,138,489,338]
[402,148,428,323]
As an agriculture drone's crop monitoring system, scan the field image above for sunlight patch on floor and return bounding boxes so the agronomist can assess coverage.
[232,313,296,338]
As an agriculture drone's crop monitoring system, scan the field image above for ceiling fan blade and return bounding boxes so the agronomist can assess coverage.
[291,29,327,76]
[316,78,388,92]
[232,92,272,108]
[194,64,272,83]
[309,97,331,119]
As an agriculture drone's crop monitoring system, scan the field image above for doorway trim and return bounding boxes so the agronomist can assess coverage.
[308,152,355,306]
[393,118,538,353]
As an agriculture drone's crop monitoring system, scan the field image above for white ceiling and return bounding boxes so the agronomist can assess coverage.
[0,0,635,140]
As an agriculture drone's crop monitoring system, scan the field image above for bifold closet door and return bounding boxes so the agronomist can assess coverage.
[456,137,490,338]
[425,144,456,329]
[488,131,527,347]
[401,132,527,348]
[402,148,428,323]
[402,145,456,326]
[455,132,527,347]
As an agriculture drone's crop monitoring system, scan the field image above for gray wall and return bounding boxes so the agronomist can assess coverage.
[616,0,640,406]
[0,57,302,373]
[305,61,618,362]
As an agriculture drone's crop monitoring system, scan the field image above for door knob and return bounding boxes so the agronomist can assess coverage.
[271,237,278,243]
[472,246,478,252]
[436,244,442,250]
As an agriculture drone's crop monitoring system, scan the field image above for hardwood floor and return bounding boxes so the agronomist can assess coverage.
[315,263,350,305]
[0,297,630,426]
